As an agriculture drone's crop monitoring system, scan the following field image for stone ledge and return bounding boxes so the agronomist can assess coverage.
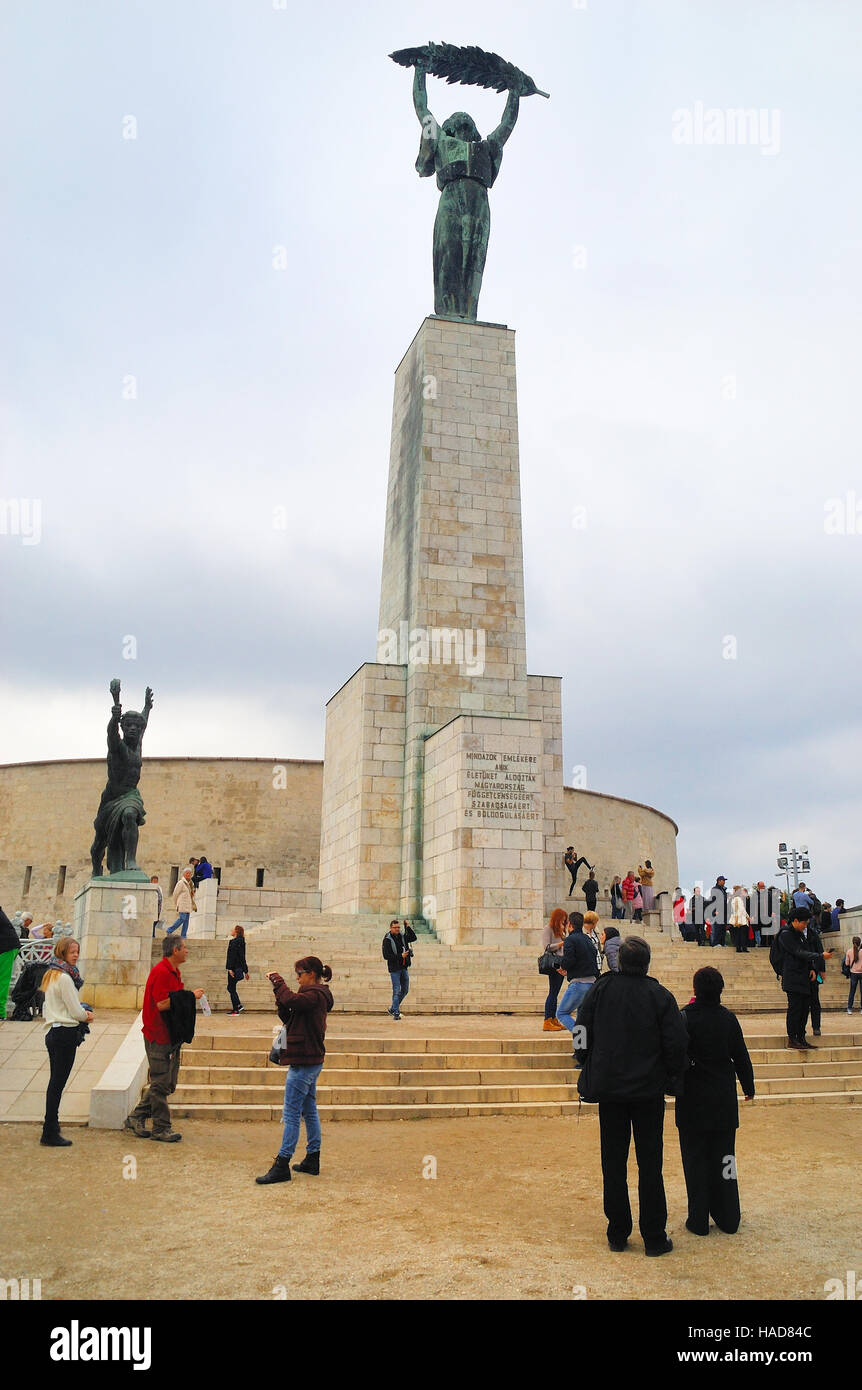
[89,1011,148,1129]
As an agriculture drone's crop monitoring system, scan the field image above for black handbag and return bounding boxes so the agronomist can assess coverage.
[538,946,562,976]
[842,958,852,979]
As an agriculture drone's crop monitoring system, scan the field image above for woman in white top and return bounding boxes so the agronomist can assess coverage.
[40,938,93,1147]
[846,936,862,1014]
[729,887,750,954]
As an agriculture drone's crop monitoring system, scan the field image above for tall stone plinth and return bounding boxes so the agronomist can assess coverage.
[74,879,159,1010]
[319,662,406,915]
[423,715,545,945]
[318,317,566,941]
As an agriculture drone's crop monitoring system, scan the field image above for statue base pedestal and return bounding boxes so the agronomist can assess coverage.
[74,878,159,1010]
[98,869,152,885]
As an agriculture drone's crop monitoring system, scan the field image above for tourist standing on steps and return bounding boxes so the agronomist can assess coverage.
[675,966,754,1237]
[0,905,22,1022]
[706,877,728,947]
[383,919,416,1020]
[226,925,248,1015]
[672,889,687,939]
[638,862,655,913]
[778,907,833,1050]
[165,868,196,937]
[610,876,624,920]
[846,937,862,1013]
[256,956,334,1185]
[540,908,568,1030]
[729,886,750,953]
[584,911,602,975]
[621,871,636,920]
[555,911,599,1048]
[804,912,825,1036]
[125,936,203,1142]
[600,925,621,972]
[39,938,93,1147]
[564,847,592,897]
[575,936,687,1257]
[582,871,599,914]
[631,879,644,924]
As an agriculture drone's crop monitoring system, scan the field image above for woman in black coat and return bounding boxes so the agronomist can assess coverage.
[226,925,248,1015]
[675,966,755,1236]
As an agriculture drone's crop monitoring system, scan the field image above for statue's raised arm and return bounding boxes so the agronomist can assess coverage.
[391,42,547,321]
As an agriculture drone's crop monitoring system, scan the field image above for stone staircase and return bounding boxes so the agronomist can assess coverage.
[172,1025,862,1122]
[167,911,851,1017]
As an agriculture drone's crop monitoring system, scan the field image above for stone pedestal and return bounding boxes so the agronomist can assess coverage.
[74,879,159,1010]
[318,317,566,942]
[190,878,218,938]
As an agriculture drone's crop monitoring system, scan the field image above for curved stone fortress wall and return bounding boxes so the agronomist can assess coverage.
[0,757,678,923]
[0,757,322,921]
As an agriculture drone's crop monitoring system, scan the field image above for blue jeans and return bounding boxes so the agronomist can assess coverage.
[278,1062,324,1159]
[389,969,410,1016]
[165,913,190,937]
[556,980,595,1035]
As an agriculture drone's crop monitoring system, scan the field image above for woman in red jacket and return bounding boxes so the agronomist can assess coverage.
[256,956,334,1186]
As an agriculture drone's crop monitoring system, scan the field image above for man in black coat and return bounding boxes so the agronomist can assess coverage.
[778,908,833,1049]
[705,876,728,947]
[575,936,687,1256]
[676,966,755,1236]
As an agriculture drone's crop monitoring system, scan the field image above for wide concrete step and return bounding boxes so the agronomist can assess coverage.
[172,1089,862,1122]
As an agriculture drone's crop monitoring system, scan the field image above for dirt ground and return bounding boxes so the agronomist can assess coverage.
[4,1104,861,1301]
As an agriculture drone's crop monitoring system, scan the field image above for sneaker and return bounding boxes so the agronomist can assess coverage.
[237,1005,244,1013]
[848,1009,853,1015]
[228,1011,240,1016]
[124,1116,151,1139]
[392,1013,402,1021]
[151,1130,182,1143]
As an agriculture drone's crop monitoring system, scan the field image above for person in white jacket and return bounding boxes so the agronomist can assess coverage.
[40,938,93,1147]
[729,886,750,954]
[165,869,196,938]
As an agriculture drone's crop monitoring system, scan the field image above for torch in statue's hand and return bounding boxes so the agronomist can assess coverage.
[110,678,121,703]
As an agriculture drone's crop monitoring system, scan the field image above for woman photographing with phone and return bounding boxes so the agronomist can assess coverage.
[256,956,334,1186]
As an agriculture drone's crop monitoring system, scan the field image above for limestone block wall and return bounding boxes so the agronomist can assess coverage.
[318,663,407,915]
[556,786,679,912]
[378,318,530,913]
[423,714,546,946]
[527,675,569,915]
[75,880,159,1011]
[0,756,323,924]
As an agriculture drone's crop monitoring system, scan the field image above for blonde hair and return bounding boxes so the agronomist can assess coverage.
[584,911,600,927]
[40,969,63,992]
[53,937,79,962]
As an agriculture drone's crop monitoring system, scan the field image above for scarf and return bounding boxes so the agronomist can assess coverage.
[51,956,84,990]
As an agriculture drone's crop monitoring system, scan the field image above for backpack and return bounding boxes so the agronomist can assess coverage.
[769,933,785,978]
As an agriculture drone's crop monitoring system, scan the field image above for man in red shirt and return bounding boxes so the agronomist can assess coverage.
[125,936,202,1142]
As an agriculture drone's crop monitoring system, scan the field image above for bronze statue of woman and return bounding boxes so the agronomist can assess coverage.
[412,56,525,322]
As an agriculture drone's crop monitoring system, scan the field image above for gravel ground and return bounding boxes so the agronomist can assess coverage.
[4,1103,860,1301]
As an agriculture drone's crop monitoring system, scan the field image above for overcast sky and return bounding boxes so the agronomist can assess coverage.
[2,0,860,905]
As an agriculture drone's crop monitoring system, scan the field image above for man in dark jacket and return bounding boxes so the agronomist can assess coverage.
[779,908,833,1049]
[382,919,417,1020]
[555,911,599,1047]
[576,936,687,1256]
[706,877,728,947]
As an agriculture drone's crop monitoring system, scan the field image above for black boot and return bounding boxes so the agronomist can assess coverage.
[292,1151,320,1175]
[41,1129,72,1147]
[256,1155,292,1185]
